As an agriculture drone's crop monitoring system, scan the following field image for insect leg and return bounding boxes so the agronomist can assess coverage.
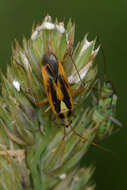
[72,87,85,96]
[69,123,112,152]
[36,98,48,106]
[44,106,51,113]
[72,79,99,100]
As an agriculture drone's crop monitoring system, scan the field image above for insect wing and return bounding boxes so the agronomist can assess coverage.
[41,60,73,118]
[41,66,60,115]
[58,61,73,112]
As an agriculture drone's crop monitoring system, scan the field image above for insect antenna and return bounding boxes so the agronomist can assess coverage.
[97,34,116,91]
[97,34,107,81]
[96,34,123,131]
[69,53,86,88]
[63,44,86,88]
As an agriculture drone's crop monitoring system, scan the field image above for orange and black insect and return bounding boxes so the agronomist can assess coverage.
[37,51,111,152]
[37,52,73,127]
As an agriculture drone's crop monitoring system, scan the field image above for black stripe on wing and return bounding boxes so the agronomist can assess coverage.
[48,78,60,114]
[58,75,72,110]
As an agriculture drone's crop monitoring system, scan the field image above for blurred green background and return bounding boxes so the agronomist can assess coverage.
[0,0,126,189]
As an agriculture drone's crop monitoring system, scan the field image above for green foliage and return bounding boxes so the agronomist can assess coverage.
[0,16,121,190]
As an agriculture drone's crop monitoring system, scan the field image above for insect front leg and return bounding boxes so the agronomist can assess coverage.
[36,98,52,113]
[72,79,99,100]
[72,87,85,96]
[36,98,49,106]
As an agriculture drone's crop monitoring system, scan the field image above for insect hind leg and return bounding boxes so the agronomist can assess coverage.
[69,123,112,152]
